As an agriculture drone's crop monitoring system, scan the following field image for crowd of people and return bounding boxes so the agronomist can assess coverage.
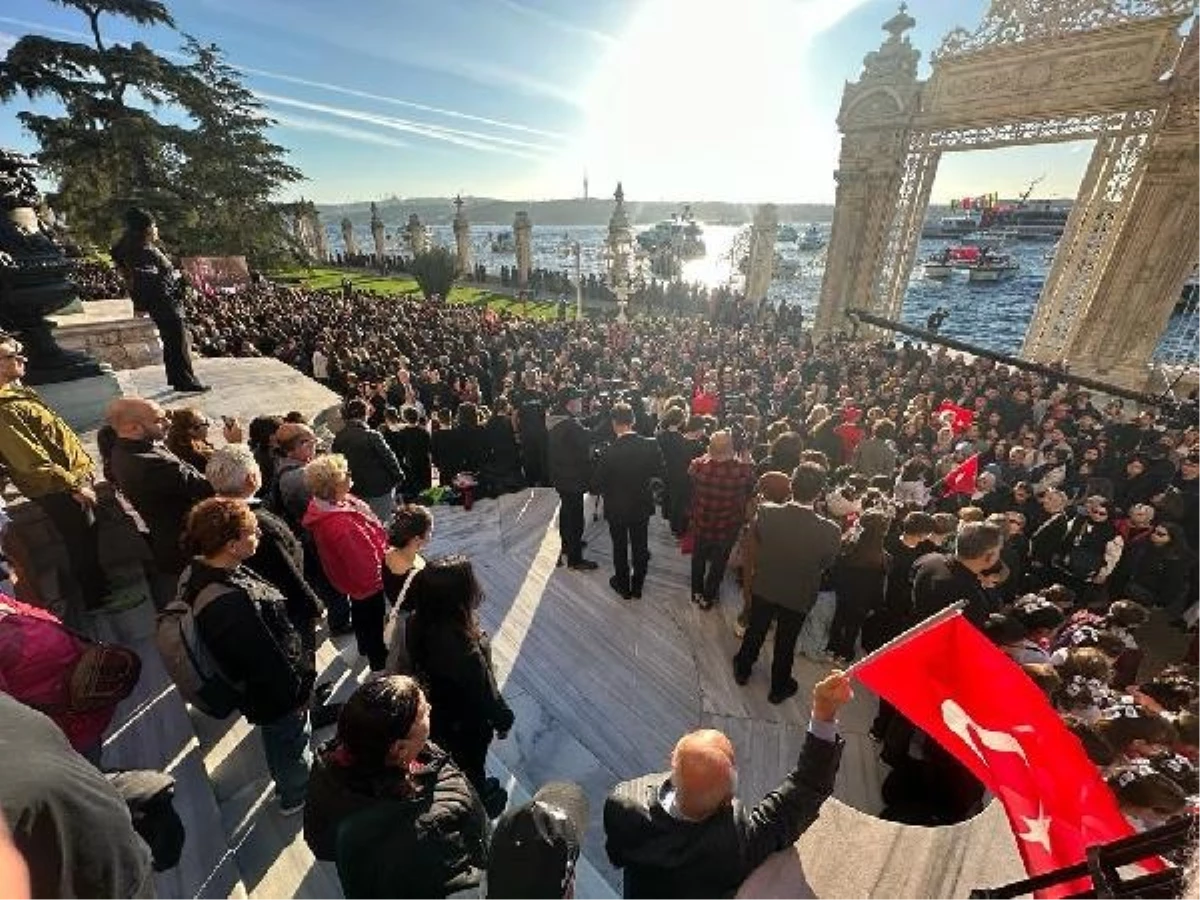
[0,220,1198,897]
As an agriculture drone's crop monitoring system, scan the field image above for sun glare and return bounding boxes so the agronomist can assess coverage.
[566,0,867,202]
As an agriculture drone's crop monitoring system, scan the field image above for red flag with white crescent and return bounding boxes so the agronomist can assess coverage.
[852,610,1148,897]
[942,453,979,496]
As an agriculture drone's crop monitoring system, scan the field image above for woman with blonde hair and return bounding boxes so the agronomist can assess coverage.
[301,454,390,670]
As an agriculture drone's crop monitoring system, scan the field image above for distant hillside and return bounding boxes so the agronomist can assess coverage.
[316,196,838,228]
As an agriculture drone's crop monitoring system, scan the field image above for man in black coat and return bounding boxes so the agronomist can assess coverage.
[331,398,404,523]
[604,670,850,899]
[594,403,665,599]
[910,520,1004,628]
[106,397,215,607]
[547,387,598,571]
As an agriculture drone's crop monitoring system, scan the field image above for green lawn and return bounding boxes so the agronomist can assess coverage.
[268,266,563,320]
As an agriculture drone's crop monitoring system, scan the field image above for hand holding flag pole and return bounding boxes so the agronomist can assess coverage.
[843,602,1145,898]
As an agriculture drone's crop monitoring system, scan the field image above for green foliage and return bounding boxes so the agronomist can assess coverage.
[0,1,303,265]
[406,246,459,300]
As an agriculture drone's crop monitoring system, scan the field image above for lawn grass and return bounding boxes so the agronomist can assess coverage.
[269,266,563,320]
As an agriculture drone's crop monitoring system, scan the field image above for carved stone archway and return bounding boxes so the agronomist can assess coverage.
[816,1,1197,391]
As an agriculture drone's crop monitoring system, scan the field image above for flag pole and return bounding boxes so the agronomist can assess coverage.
[844,600,967,678]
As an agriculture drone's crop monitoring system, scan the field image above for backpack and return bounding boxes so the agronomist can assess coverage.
[106,769,186,871]
[155,572,245,718]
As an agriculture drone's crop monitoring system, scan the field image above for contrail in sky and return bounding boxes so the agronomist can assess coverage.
[0,15,568,144]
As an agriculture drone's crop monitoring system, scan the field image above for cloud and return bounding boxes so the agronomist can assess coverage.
[235,63,569,140]
[0,31,17,55]
[491,0,616,46]
[270,112,410,150]
[256,91,557,159]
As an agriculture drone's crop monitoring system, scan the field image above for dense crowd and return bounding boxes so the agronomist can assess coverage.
[0,245,1197,897]
[70,258,126,301]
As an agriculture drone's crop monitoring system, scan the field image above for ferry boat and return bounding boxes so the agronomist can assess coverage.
[489,232,515,253]
[777,224,799,243]
[921,214,980,240]
[636,206,705,259]
[796,224,826,250]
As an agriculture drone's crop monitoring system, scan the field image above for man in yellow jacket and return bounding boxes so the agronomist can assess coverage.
[0,333,108,609]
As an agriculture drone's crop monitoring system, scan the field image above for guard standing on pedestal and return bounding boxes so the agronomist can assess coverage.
[110,208,208,393]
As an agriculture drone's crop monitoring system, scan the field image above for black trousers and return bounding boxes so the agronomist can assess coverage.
[431,717,493,798]
[734,595,805,693]
[151,311,200,389]
[690,536,735,601]
[351,591,387,671]
[34,492,109,609]
[557,490,585,564]
[609,518,649,592]
[827,593,870,660]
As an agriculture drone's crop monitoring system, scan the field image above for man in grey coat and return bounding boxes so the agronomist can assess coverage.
[733,462,842,704]
[851,418,898,480]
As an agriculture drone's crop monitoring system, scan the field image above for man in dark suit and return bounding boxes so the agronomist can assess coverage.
[594,403,664,599]
[547,386,598,571]
[331,398,405,523]
[733,462,841,704]
[106,397,216,607]
[603,670,850,899]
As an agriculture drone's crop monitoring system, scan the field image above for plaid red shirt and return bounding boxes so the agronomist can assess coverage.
[688,456,756,542]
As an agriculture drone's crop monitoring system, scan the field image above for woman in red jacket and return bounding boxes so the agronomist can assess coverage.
[302,453,390,670]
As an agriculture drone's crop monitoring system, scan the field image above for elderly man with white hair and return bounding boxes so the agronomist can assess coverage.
[207,444,323,663]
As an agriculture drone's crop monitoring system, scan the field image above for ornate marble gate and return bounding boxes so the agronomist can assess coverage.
[815,1,1197,391]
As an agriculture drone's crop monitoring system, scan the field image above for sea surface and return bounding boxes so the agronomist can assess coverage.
[364,222,1198,365]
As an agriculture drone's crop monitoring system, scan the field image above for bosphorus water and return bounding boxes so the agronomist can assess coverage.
[409,222,1197,364]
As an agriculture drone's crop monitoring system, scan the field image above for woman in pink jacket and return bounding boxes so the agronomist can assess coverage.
[302,454,390,670]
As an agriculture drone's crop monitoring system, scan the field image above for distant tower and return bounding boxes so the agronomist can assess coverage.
[583,170,589,200]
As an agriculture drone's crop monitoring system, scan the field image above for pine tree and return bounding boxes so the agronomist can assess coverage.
[0,1,303,263]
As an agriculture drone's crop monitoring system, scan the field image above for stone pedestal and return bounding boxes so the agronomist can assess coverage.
[36,371,123,431]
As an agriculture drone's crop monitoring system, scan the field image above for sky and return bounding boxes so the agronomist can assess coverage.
[0,0,1095,205]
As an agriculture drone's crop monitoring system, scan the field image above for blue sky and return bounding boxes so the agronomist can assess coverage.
[0,0,1093,204]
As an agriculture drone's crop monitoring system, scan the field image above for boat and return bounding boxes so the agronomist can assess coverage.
[796,224,825,250]
[636,205,705,259]
[921,214,980,239]
[922,245,978,279]
[490,232,515,253]
[978,202,1070,241]
[777,224,799,243]
[961,247,1020,282]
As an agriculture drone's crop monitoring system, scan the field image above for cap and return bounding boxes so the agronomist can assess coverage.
[487,782,588,898]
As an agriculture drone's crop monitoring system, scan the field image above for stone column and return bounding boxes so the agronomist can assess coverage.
[513,211,532,289]
[1054,31,1199,391]
[313,210,329,262]
[370,201,385,263]
[745,203,777,305]
[405,214,427,255]
[340,217,358,256]
[606,183,633,322]
[452,195,471,275]
[814,5,922,336]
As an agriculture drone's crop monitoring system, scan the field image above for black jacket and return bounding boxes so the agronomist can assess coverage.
[390,425,433,492]
[304,742,488,898]
[247,503,323,629]
[409,616,514,738]
[604,730,843,899]
[332,420,404,499]
[109,436,214,573]
[547,413,593,493]
[482,415,522,477]
[911,552,994,628]
[110,242,181,319]
[595,433,665,524]
[181,560,315,724]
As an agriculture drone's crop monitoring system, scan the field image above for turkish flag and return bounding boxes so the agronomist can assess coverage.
[853,611,1138,897]
[942,453,979,496]
[937,400,975,433]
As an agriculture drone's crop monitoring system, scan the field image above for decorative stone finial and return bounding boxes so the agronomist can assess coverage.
[614,181,624,204]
